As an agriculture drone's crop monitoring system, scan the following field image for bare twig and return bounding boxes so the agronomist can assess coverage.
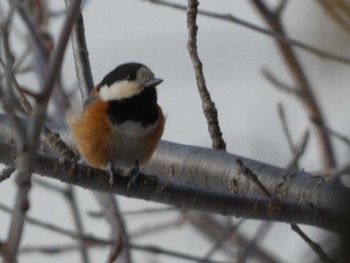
[143,0,350,65]
[33,177,66,193]
[127,243,230,263]
[16,3,49,68]
[190,215,282,263]
[199,223,238,263]
[4,1,82,261]
[107,233,123,263]
[88,207,176,218]
[314,164,350,180]
[20,244,100,255]
[0,3,32,262]
[146,0,337,167]
[238,222,272,263]
[64,186,90,263]
[278,103,296,153]
[123,207,176,216]
[1,53,39,120]
[21,242,229,263]
[236,159,335,263]
[186,0,226,150]
[65,0,94,102]
[0,202,112,245]
[291,223,336,263]
[1,200,226,263]
[262,69,302,97]
[33,179,90,262]
[94,193,132,263]
[63,1,131,261]
[250,0,336,168]
[316,0,350,34]
[16,3,71,115]
[0,3,27,149]
[275,0,289,17]
[276,101,343,262]
[286,129,309,170]
[236,159,272,197]
[130,215,187,238]
[312,118,350,148]
[278,103,309,170]
[1,37,77,163]
[185,3,235,261]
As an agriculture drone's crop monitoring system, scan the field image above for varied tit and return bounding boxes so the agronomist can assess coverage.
[68,62,165,185]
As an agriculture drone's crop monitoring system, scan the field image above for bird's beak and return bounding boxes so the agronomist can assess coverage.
[145,78,163,88]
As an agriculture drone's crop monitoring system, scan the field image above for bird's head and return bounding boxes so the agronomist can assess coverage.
[94,62,163,101]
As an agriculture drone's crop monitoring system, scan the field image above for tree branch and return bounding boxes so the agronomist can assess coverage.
[65,0,94,102]
[143,0,350,65]
[190,215,282,263]
[3,1,82,261]
[250,0,336,169]
[93,193,132,263]
[64,186,90,263]
[64,1,133,261]
[237,158,335,263]
[186,0,226,150]
[0,127,348,234]
[144,0,338,168]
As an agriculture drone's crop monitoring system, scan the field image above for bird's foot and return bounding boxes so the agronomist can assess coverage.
[107,162,116,186]
[126,165,140,189]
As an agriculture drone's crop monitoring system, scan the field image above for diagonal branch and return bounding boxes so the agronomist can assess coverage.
[250,0,336,169]
[64,2,133,261]
[191,215,282,263]
[291,223,336,263]
[237,159,335,263]
[94,193,132,263]
[65,0,94,102]
[4,1,82,262]
[143,0,350,65]
[64,186,90,263]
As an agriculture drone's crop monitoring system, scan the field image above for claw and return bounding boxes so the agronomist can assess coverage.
[108,161,141,188]
[77,158,87,165]
[126,165,140,189]
[107,162,116,186]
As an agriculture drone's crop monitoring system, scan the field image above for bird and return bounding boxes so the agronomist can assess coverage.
[67,62,165,185]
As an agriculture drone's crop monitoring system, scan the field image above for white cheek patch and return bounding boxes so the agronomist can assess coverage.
[99,81,141,101]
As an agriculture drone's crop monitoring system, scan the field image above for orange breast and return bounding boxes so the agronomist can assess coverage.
[69,100,112,168]
[68,102,165,169]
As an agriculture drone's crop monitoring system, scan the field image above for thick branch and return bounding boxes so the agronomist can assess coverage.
[0,136,348,234]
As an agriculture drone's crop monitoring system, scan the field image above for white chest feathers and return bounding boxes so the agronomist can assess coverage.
[114,120,157,136]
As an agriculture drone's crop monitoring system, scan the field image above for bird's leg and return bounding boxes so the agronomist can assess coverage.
[127,161,140,189]
[77,158,87,165]
[107,161,116,186]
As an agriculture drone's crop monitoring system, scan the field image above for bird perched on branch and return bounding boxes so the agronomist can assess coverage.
[68,62,165,185]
